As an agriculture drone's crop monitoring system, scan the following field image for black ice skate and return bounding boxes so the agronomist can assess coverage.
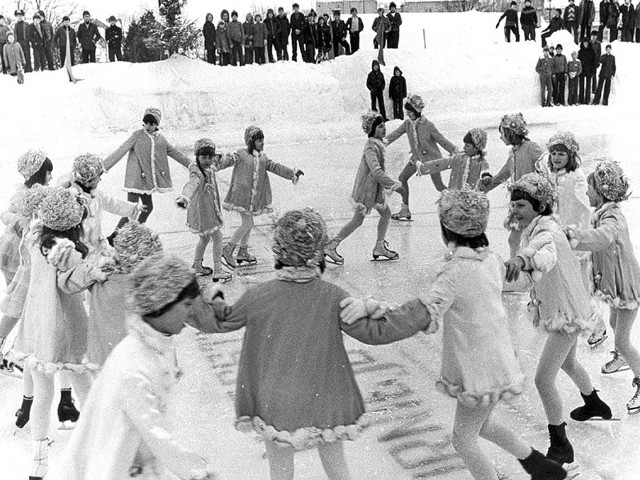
[391,204,412,221]
[221,243,237,269]
[518,448,569,480]
[546,422,574,465]
[570,389,614,421]
[372,240,399,261]
[236,246,258,266]
[15,396,33,428]
[58,394,80,430]
[0,357,23,378]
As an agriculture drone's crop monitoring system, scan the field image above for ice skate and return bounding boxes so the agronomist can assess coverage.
[30,439,49,480]
[627,377,640,414]
[236,246,258,266]
[391,203,412,221]
[587,327,607,349]
[372,240,399,261]
[569,389,613,421]
[221,243,237,269]
[601,350,630,374]
[15,396,33,428]
[518,448,569,479]
[192,261,213,276]
[0,356,23,378]
[546,422,574,465]
[58,396,80,430]
[212,269,232,283]
[324,239,344,265]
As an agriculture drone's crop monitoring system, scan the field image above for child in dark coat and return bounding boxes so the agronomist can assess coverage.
[388,66,407,120]
[366,60,387,121]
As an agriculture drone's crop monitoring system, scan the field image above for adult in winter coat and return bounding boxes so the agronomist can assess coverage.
[13,10,32,73]
[619,0,635,41]
[366,60,387,121]
[593,44,616,105]
[535,47,554,106]
[541,9,564,46]
[37,11,54,70]
[598,0,610,40]
[54,16,77,67]
[2,33,25,77]
[388,66,407,120]
[330,10,350,57]
[252,14,268,65]
[29,14,46,71]
[105,16,123,62]
[346,8,364,53]
[302,14,317,63]
[496,2,520,42]
[563,0,581,43]
[607,0,620,41]
[215,21,231,66]
[243,13,255,65]
[228,11,245,66]
[275,8,290,60]
[76,10,101,63]
[203,13,216,64]
[265,9,279,62]
[520,0,539,41]
[290,3,306,61]
[372,8,391,49]
[578,39,597,104]
[0,16,11,74]
[386,2,402,48]
[579,0,597,40]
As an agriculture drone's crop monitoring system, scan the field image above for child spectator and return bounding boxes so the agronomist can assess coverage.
[593,44,616,106]
[372,7,390,50]
[535,46,553,107]
[541,9,564,47]
[386,2,403,48]
[37,10,54,70]
[54,16,76,67]
[388,66,407,120]
[566,51,582,105]
[619,0,634,41]
[607,0,621,41]
[265,9,278,62]
[0,15,11,74]
[203,13,216,64]
[302,13,317,63]
[346,7,364,53]
[13,9,32,73]
[330,10,350,57]
[496,1,521,42]
[243,13,255,65]
[563,0,580,43]
[216,20,231,66]
[228,10,244,66]
[366,60,387,121]
[551,44,567,106]
[30,14,46,72]
[275,7,290,61]
[105,16,123,62]
[578,38,596,104]
[520,0,539,41]
[316,16,332,62]
[290,3,306,61]
[2,32,26,84]
[253,14,267,65]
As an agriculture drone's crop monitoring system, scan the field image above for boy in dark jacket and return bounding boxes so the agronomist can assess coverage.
[302,13,317,63]
[29,13,46,71]
[290,3,306,61]
[265,9,279,62]
[520,0,538,41]
[389,66,407,119]
[496,2,520,42]
[551,44,568,105]
[276,8,290,60]
[330,10,350,57]
[105,16,123,62]
[567,51,582,105]
[386,2,402,48]
[367,60,387,121]
[253,14,267,65]
[228,10,244,66]
[13,10,32,73]
[598,0,610,40]
[541,9,564,46]
[593,44,616,105]
[77,10,101,63]
[580,0,597,40]
[619,0,635,41]
[578,39,597,104]
[243,13,255,65]
[37,10,54,70]
[346,8,364,53]
[535,46,553,106]
[563,0,581,42]
[203,13,216,64]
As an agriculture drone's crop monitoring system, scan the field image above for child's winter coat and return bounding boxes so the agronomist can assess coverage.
[552,52,567,74]
[366,60,385,93]
[2,42,25,74]
[388,67,407,101]
[228,19,245,43]
[216,23,231,53]
[567,58,582,79]
[182,161,223,235]
[351,137,396,213]
[0,185,28,280]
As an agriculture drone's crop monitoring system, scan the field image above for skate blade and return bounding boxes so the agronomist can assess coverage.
[584,417,621,421]
[221,259,236,270]
[371,256,400,262]
[601,366,631,374]
[627,407,640,415]
[212,276,232,284]
[58,420,76,430]
[236,261,258,267]
[391,217,413,221]
[565,464,580,479]
[0,366,23,379]
[324,257,344,266]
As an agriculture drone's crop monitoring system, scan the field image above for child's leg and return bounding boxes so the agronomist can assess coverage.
[451,401,499,480]
[69,371,92,408]
[229,213,254,246]
[560,335,595,395]
[193,234,211,265]
[211,230,224,272]
[238,214,255,248]
[397,162,416,206]
[31,370,55,439]
[264,440,295,480]
[333,211,366,243]
[317,441,353,480]
[612,308,640,376]
[609,306,619,332]
[376,205,391,242]
[479,411,532,460]
[0,314,20,339]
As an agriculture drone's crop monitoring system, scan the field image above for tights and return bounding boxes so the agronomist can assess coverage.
[452,401,532,480]
[0,315,19,339]
[335,205,391,244]
[609,307,640,376]
[534,330,593,425]
[229,213,254,247]
[193,230,224,270]
[115,193,153,230]
[264,440,352,480]
[397,161,446,206]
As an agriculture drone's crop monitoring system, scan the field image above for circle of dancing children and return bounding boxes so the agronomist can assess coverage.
[176,138,232,282]
[566,160,640,413]
[192,207,431,480]
[340,189,570,480]
[218,125,303,269]
[324,112,403,265]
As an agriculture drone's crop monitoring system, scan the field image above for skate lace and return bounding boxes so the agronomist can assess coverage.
[606,350,622,367]
[630,384,640,405]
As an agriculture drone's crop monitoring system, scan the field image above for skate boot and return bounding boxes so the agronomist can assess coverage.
[569,389,612,421]
[587,327,607,348]
[192,260,213,276]
[546,422,574,465]
[58,389,80,430]
[627,377,640,414]
[324,239,344,265]
[236,246,257,266]
[15,395,33,428]
[601,350,630,374]
[518,448,568,479]
[212,269,232,283]
[30,438,49,480]
[0,356,23,378]
[391,203,412,221]
[372,240,399,261]
[221,243,237,269]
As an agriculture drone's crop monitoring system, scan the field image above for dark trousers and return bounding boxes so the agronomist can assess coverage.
[279,40,289,60]
[254,46,265,64]
[580,23,593,40]
[567,75,579,104]
[593,76,612,105]
[541,31,553,47]
[220,51,231,66]
[59,47,75,66]
[539,74,553,106]
[43,43,54,69]
[566,21,579,42]
[504,25,520,42]
[32,45,45,71]
[108,46,122,62]
[387,30,399,48]
[267,38,276,62]
[82,48,96,63]
[392,99,404,119]
[114,193,153,232]
[332,39,350,57]
[598,23,606,40]
[205,48,216,64]
[291,32,305,61]
[304,42,315,63]
[18,41,32,72]
[350,33,360,52]
[244,46,254,64]
[609,25,618,41]
[621,24,634,41]
[522,24,536,40]
[636,28,640,42]
[0,43,6,73]
[552,73,566,104]
[370,90,386,120]
[230,40,244,66]
[579,74,593,104]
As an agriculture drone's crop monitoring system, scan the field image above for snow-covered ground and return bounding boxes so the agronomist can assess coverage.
[1,11,640,480]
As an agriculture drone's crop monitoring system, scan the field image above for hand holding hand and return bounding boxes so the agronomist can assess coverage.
[390,181,403,192]
[134,202,148,216]
[175,195,189,209]
[415,160,424,177]
[504,256,525,282]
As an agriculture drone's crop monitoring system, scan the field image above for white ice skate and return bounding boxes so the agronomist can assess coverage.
[587,327,607,349]
[371,240,399,261]
[601,350,630,374]
[627,377,640,414]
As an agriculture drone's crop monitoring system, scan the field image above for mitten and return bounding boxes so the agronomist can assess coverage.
[292,169,304,185]
[175,195,189,209]
[415,161,423,176]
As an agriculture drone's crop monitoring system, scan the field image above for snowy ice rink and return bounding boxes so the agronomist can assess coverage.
[1,11,640,480]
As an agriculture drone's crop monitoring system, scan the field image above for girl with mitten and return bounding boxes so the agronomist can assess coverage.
[341,189,570,480]
[218,125,303,269]
[504,173,612,466]
[324,112,403,265]
[175,138,231,283]
[192,208,431,480]
[566,160,640,413]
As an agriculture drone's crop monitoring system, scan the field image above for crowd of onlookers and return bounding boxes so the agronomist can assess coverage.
[202,2,404,66]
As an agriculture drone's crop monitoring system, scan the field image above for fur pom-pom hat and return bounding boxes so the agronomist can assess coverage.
[244,125,264,148]
[38,187,85,231]
[127,253,196,316]
[509,172,558,208]
[547,131,579,153]
[438,188,490,237]
[19,184,52,218]
[194,138,217,155]
[113,221,163,274]
[272,208,328,268]
[17,149,48,180]
[592,159,630,202]
[499,113,529,137]
[73,153,104,185]
[464,128,488,154]
[144,107,162,125]
[405,94,425,113]
[361,111,383,135]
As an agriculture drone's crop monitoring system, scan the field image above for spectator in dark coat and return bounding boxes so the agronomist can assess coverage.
[220,9,230,24]
[386,2,402,48]
[593,44,616,105]
[105,16,123,62]
[29,14,46,71]
[13,10,32,73]
[301,13,317,63]
[578,38,597,104]
[37,11,55,70]
[253,14,267,65]
[265,9,279,62]
[535,47,554,106]
[496,2,520,42]
[330,10,350,57]
[551,44,568,105]
[520,0,539,41]
[367,59,387,121]
[55,16,76,66]
[541,9,564,46]
[563,0,581,43]
[598,0,610,40]
[77,10,101,63]
[203,13,216,64]
[619,0,635,41]
[372,8,391,49]
[215,20,231,66]
[607,0,620,41]
[290,3,306,61]
[243,13,255,65]
[346,8,364,53]
[228,10,244,66]
[316,16,332,61]
[0,15,11,73]
[589,30,601,91]
[389,66,407,119]
[579,0,597,40]
[276,8,290,61]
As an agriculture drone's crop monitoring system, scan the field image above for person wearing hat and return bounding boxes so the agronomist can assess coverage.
[577,38,596,104]
[76,10,101,63]
[346,7,363,53]
[37,10,55,70]
[385,94,458,221]
[301,11,317,63]
[535,46,554,107]
[228,10,245,66]
[13,9,33,73]
[386,2,402,48]
[54,15,76,69]
[330,9,350,57]
[496,1,521,42]
[0,15,12,73]
[290,2,306,61]
[2,31,26,82]
[29,13,46,71]
[366,59,387,121]
[520,0,538,41]
[105,15,123,62]
[551,44,567,106]
[592,43,615,105]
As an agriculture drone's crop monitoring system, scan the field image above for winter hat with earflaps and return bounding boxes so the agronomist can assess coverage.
[38,187,85,231]
[438,188,490,237]
[547,131,579,153]
[127,253,195,316]
[463,128,488,154]
[591,159,630,203]
[509,172,558,209]
[361,111,383,136]
[144,107,162,125]
[499,113,529,137]
[194,138,217,155]
[19,184,52,218]
[272,208,328,268]
[73,153,104,185]
[244,126,264,148]
[405,94,425,114]
[112,221,163,274]
[17,149,48,180]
